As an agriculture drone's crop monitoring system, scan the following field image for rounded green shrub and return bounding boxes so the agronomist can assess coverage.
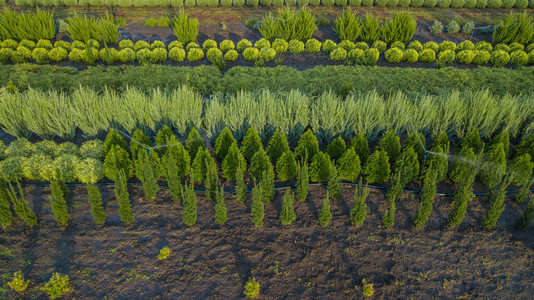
[487,0,501,7]
[354,42,369,51]
[349,0,362,5]
[259,47,276,61]
[224,49,238,61]
[529,51,534,65]
[187,48,205,61]
[437,0,451,6]
[243,47,259,61]
[439,41,456,52]
[19,39,36,50]
[447,21,461,34]
[403,48,419,63]
[75,158,105,184]
[260,0,271,4]
[1,156,23,182]
[118,0,132,6]
[32,48,49,64]
[364,48,380,65]
[338,40,356,51]
[119,39,134,50]
[134,40,150,51]
[472,50,491,65]
[71,41,86,50]
[336,0,348,5]
[118,48,136,63]
[49,47,68,62]
[390,41,405,50]
[206,0,218,5]
[464,0,476,6]
[36,40,53,50]
[330,47,347,60]
[457,40,475,51]
[372,40,387,53]
[322,39,337,53]
[456,50,475,64]
[136,48,152,64]
[254,38,271,50]
[386,0,398,5]
[438,50,455,64]
[528,43,534,53]
[348,48,365,64]
[272,38,289,52]
[168,41,183,50]
[247,0,259,5]
[411,0,424,5]
[385,47,404,63]
[237,39,252,52]
[68,48,84,63]
[424,0,438,6]
[407,40,423,52]
[203,39,218,51]
[169,47,186,61]
[272,0,285,4]
[510,50,528,67]
[105,0,119,5]
[362,0,373,5]
[16,46,32,60]
[288,40,305,53]
[398,0,411,6]
[151,48,167,63]
[424,41,439,52]
[322,0,335,5]
[1,39,18,50]
[514,0,528,7]
[376,0,388,6]
[475,41,492,52]
[509,42,524,53]
[220,40,235,52]
[207,47,223,61]
[419,48,436,63]
[476,0,487,6]
[54,41,71,51]
[185,42,200,51]
[494,43,510,53]
[151,40,166,50]
[501,0,515,7]
[233,0,244,5]
[133,0,146,5]
[451,0,464,6]
[305,39,322,52]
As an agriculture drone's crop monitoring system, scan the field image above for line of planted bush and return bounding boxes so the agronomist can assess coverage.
[10,0,534,9]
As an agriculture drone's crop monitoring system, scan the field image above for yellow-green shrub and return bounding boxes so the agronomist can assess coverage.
[220,40,235,52]
[330,47,347,60]
[490,50,510,67]
[187,48,204,61]
[49,47,68,62]
[237,39,252,52]
[385,47,403,63]
[243,47,259,61]
[169,47,186,61]
[224,49,238,61]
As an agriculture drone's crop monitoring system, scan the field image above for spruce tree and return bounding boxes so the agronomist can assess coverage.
[50,180,70,227]
[115,169,135,224]
[515,175,534,204]
[104,144,133,181]
[378,130,401,165]
[328,165,341,201]
[449,146,477,184]
[7,182,37,227]
[326,136,347,162]
[363,149,390,184]
[319,191,332,227]
[166,147,183,202]
[182,181,197,226]
[192,148,213,183]
[337,148,361,182]
[249,148,273,183]
[259,168,275,203]
[403,132,426,162]
[214,186,227,225]
[214,127,237,162]
[350,181,369,227]
[205,156,219,202]
[309,152,331,182]
[516,197,534,230]
[350,132,370,165]
[222,142,245,182]
[279,188,296,225]
[413,166,438,227]
[266,129,289,163]
[296,161,309,202]
[104,128,129,154]
[235,161,248,203]
[250,185,264,227]
[448,170,477,227]
[275,151,297,181]
[458,129,483,154]
[140,152,159,202]
[0,180,13,228]
[185,127,205,161]
[482,175,511,229]
[154,125,174,156]
[163,135,191,180]
[87,184,106,225]
[294,129,320,164]
[382,201,396,228]
[479,143,506,188]
[241,127,263,163]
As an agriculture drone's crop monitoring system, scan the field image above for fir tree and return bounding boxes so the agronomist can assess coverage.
[266,129,289,163]
[222,142,245,182]
[294,129,320,164]
[393,147,420,184]
[350,132,370,165]
[319,191,332,227]
[378,130,401,165]
[403,132,426,162]
[115,169,135,224]
[182,181,197,226]
[154,125,174,156]
[250,185,264,227]
[309,152,331,182]
[87,184,106,225]
[104,128,129,154]
[516,197,534,230]
[458,128,483,154]
[363,149,390,184]
[413,166,438,227]
[479,143,506,188]
[235,161,248,203]
[448,169,477,227]
[50,180,70,227]
[166,147,183,202]
[279,188,296,225]
[163,135,191,180]
[205,156,219,202]
[249,148,273,183]
[214,127,236,162]
[0,180,13,228]
[259,168,275,203]
[241,127,263,163]
[449,146,477,184]
[326,136,347,162]
[185,127,205,161]
[382,201,396,228]
[328,165,341,201]
[140,152,159,202]
[296,161,309,202]
[104,144,133,181]
[337,148,361,182]
[350,181,369,227]
[214,186,227,225]
[275,151,297,181]
[515,175,534,204]
[192,148,213,183]
[482,175,511,229]
[7,182,37,227]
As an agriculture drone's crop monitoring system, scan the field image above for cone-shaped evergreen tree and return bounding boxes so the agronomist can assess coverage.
[515,175,534,204]
[266,129,289,163]
[319,191,332,227]
[458,129,483,155]
[215,127,237,162]
[487,132,509,158]
[482,175,511,229]
[163,134,191,181]
[104,144,133,181]
[425,144,448,183]
[241,127,263,163]
[514,133,534,159]
[337,148,361,182]
[214,186,227,225]
[130,129,151,161]
[394,147,420,185]
[449,146,477,184]
[185,127,205,161]
[7,182,37,227]
[250,185,264,227]
[279,188,296,225]
[326,137,347,162]
[294,130,319,164]
[296,161,309,202]
[249,148,273,183]
[104,128,129,154]
[192,148,213,183]
[378,130,401,165]
[413,165,438,227]
[115,169,134,224]
[310,152,331,182]
[351,132,370,165]
[350,181,369,227]
[328,165,341,201]
[382,201,396,228]
[87,184,106,225]
[222,142,245,182]
[259,168,275,203]
[166,147,183,202]
[276,151,297,181]
[182,181,197,226]
[50,180,70,227]
[140,152,159,202]
[235,161,248,203]
[0,180,13,228]
[363,149,390,184]
[516,197,534,230]
[431,132,450,154]
[508,154,534,186]
[155,125,174,156]
[448,168,477,227]
[403,132,426,163]
[205,156,219,202]
[479,143,506,188]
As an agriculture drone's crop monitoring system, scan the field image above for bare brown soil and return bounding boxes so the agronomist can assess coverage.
[1,184,533,299]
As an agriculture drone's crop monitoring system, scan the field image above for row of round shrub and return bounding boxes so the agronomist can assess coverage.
[14,0,534,8]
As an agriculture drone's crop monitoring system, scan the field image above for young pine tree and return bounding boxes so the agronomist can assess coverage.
[515,197,534,230]
[482,175,511,229]
[249,148,273,183]
[479,143,506,188]
[141,152,159,202]
[259,168,275,203]
[214,127,237,162]
[192,148,213,183]
[266,129,290,163]
[154,125,174,156]
[87,184,106,225]
[241,127,263,163]
[350,181,369,227]
[130,129,151,163]
[363,149,390,184]
[205,156,219,202]
[326,136,347,162]
[222,142,246,182]
[104,128,129,154]
[104,144,133,181]
[337,147,361,182]
[508,154,534,187]
[487,132,509,158]
[294,129,320,163]
[425,144,448,183]
[115,169,135,224]
[449,146,477,184]
[279,188,296,225]
[214,185,228,225]
[403,132,426,162]
[296,161,309,202]
[7,182,37,227]
[448,170,477,227]
[328,165,341,202]
[182,181,197,226]
[250,185,265,227]
[163,135,191,180]
[0,180,13,228]
[275,151,297,181]
[350,132,370,165]
[319,191,332,227]
[378,130,401,165]
[166,147,183,202]
[515,175,534,204]
[394,147,420,185]
[50,180,70,227]
[382,201,396,228]
[413,165,438,227]
[309,152,331,182]
[458,128,483,154]
[185,127,205,161]
[235,161,248,203]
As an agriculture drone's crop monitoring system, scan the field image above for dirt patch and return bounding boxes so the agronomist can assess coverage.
[0,184,533,299]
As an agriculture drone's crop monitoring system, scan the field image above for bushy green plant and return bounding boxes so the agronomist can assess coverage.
[276,151,297,181]
[104,145,133,181]
[321,39,337,53]
[288,39,305,53]
[173,11,198,45]
[244,277,260,298]
[87,184,106,225]
[411,0,424,5]
[250,185,264,227]
[335,9,361,42]
[336,146,361,181]
[145,17,157,27]
[305,38,321,52]
[407,40,423,52]
[508,154,534,186]
[222,142,245,182]
[438,0,451,6]
[182,181,197,226]
[309,152,331,182]
[385,47,403,63]
[364,149,390,184]
[249,148,272,183]
[254,38,270,50]
[330,47,347,60]
[266,130,289,163]
[516,197,534,229]
[272,38,289,52]
[219,40,235,53]
[361,15,381,45]
[243,47,259,61]
[42,273,69,299]
[473,50,491,65]
[403,48,419,63]
[463,21,475,34]
[191,148,211,183]
[418,49,435,63]
[294,129,319,163]
[502,0,514,7]
[493,12,533,45]
[7,182,37,227]
[31,48,49,64]
[491,50,510,67]
[456,50,475,64]
[237,39,252,52]
[514,0,528,7]
[476,0,487,6]
[117,48,136,63]
[326,137,346,162]
[169,47,186,62]
[7,271,29,293]
[448,21,461,34]
[494,43,510,53]
[318,191,332,227]
[372,40,387,53]
[381,12,417,45]
[224,50,238,61]
[438,50,455,66]
[510,50,528,67]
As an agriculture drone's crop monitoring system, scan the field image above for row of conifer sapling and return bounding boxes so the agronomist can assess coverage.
[1,125,534,231]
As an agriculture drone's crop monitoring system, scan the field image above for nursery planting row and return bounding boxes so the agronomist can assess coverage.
[9,0,534,9]
[1,87,534,142]
[1,125,533,231]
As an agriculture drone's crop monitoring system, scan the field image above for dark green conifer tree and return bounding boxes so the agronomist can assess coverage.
[214,127,237,162]
[279,188,296,225]
[350,132,370,165]
[250,185,264,227]
[413,165,438,227]
[115,169,134,224]
[241,127,263,163]
[363,149,390,184]
[378,130,401,165]
[337,147,361,182]
[7,182,37,227]
[294,129,319,163]
[296,161,309,202]
[185,127,205,161]
[319,191,332,227]
[327,165,341,201]
[309,152,331,182]
[0,179,12,228]
[205,156,219,202]
[326,136,346,162]
[50,180,70,227]
[516,197,534,230]
[222,142,245,182]
[275,151,297,181]
[182,181,197,226]
[350,181,369,227]
[249,148,273,183]
[214,186,228,225]
[266,129,290,163]
[87,184,106,225]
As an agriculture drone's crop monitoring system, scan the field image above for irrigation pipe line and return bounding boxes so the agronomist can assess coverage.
[18,182,533,198]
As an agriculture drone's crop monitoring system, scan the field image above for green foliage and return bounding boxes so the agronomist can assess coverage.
[235,161,247,203]
[140,152,159,202]
[241,127,263,163]
[516,197,534,229]
[169,47,186,62]
[394,147,420,184]
[335,9,361,41]
[87,184,106,225]
[7,271,29,293]
[0,9,55,41]
[448,20,460,34]
[250,185,264,227]
[309,152,331,182]
[214,127,236,162]
[482,176,510,229]
[185,127,204,160]
[288,39,305,53]
[276,151,297,181]
[115,169,134,224]
[296,161,309,201]
[237,39,252,52]
[448,171,476,227]
[403,48,419,63]
[158,246,171,260]
[328,165,341,201]
[50,180,70,227]
[337,148,361,182]
[213,186,228,225]
[244,277,260,298]
[104,129,128,153]
[492,12,534,46]
[330,47,347,60]
[350,133,370,165]
[279,188,296,225]
[491,50,510,67]
[249,148,273,183]
[382,201,395,228]
[378,130,401,165]
[7,182,36,227]
[364,149,390,184]
[479,143,506,187]
[473,50,491,65]
[42,273,69,299]
[381,12,417,45]
[266,130,289,163]
[305,38,322,52]
[508,153,534,186]
[173,11,199,45]
[318,191,332,227]
[259,7,317,42]
[350,182,369,227]
[222,142,245,182]
[272,38,289,52]
[182,181,197,226]
[205,155,219,202]
[458,129,482,154]
[104,145,133,182]
[294,129,319,163]
[385,47,403,63]
[515,134,534,159]
[243,47,259,61]
[510,50,529,67]
[326,137,346,162]
[449,146,477,184]
[321,39,337,53]
[0,180,13,228]
[413,166,437,227]
[192,148,211,183]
